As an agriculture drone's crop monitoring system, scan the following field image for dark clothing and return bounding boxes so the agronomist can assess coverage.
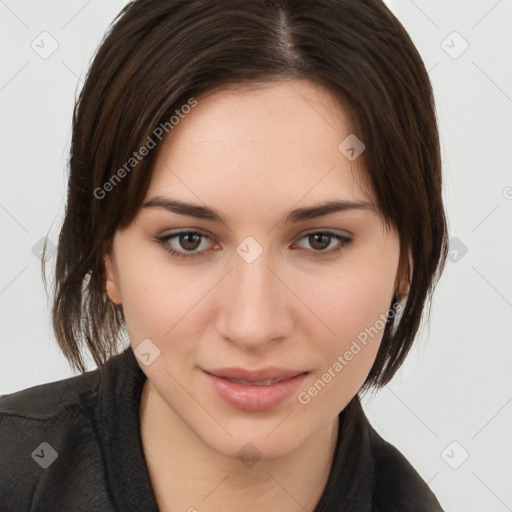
[0,346,443,511]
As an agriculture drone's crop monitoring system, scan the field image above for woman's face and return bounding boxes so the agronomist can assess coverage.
[105,78,403,460]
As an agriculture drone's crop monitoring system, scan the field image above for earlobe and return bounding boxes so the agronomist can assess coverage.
[104,253,122,304]
[398,278,411,300]
[396,249,413,300]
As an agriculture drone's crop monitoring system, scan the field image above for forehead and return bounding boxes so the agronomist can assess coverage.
[145,79,374,219]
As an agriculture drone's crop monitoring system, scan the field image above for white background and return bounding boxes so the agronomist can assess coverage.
[1,1,511,511]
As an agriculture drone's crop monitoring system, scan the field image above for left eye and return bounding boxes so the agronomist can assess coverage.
[156,231,214,258]
[293,232,352,254]
[156,231,352,259]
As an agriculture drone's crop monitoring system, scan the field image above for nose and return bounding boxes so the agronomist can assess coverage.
[215,247,292,351]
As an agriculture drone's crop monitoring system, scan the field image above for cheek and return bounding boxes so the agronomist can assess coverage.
[296,257,396,343]
[295,269,394,414]
[292,248,398,393]
[114,252,200,342]
[115,251,227,357]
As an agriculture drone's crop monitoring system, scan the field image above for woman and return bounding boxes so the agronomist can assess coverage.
[0,0,448,510]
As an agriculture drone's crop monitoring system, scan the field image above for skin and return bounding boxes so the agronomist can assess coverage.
[104,78,409,511]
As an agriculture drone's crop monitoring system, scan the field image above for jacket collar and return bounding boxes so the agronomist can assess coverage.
[97,345,374,511]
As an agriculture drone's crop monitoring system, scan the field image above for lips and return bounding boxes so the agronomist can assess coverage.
[222,377,287,386]
[203,367,310,412]
[204,367,307,383]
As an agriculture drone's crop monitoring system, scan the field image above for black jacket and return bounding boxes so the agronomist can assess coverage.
[0,346,444,511]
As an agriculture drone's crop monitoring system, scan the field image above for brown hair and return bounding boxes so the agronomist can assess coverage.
[43,0,448,391]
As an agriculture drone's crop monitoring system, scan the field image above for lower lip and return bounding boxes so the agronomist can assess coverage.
[203,371,309,412]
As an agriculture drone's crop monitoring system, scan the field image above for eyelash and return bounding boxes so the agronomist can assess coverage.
[155,230,353,260]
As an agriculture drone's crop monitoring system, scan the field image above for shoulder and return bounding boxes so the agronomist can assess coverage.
[318,396,444,512]
[367,422,444,511]
[0,364,101,420]
[0,346,133,418]
[0,351,129,511]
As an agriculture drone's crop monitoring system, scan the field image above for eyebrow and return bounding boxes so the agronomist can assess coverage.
[142,196,374,225]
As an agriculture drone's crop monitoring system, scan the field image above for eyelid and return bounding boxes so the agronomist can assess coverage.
[297,227,353,239]
[158,227,352,242]
[292,231,353,256]
[156,228,353,260]
[155,229,216,259]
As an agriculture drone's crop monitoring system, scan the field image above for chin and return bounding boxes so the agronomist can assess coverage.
[193,406,330,462]
[202,428,306,463]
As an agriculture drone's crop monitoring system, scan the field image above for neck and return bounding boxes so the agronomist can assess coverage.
[139,379,340,512]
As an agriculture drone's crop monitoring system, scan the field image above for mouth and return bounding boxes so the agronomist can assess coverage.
[202,368,310,412]
[220,376,294,386]
[204,366,308,382]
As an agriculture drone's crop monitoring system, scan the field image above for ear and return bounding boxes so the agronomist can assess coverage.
[396,247,413,300]
[104,251,122,305]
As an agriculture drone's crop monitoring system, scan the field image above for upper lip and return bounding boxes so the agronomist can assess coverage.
[204,367,308,382]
